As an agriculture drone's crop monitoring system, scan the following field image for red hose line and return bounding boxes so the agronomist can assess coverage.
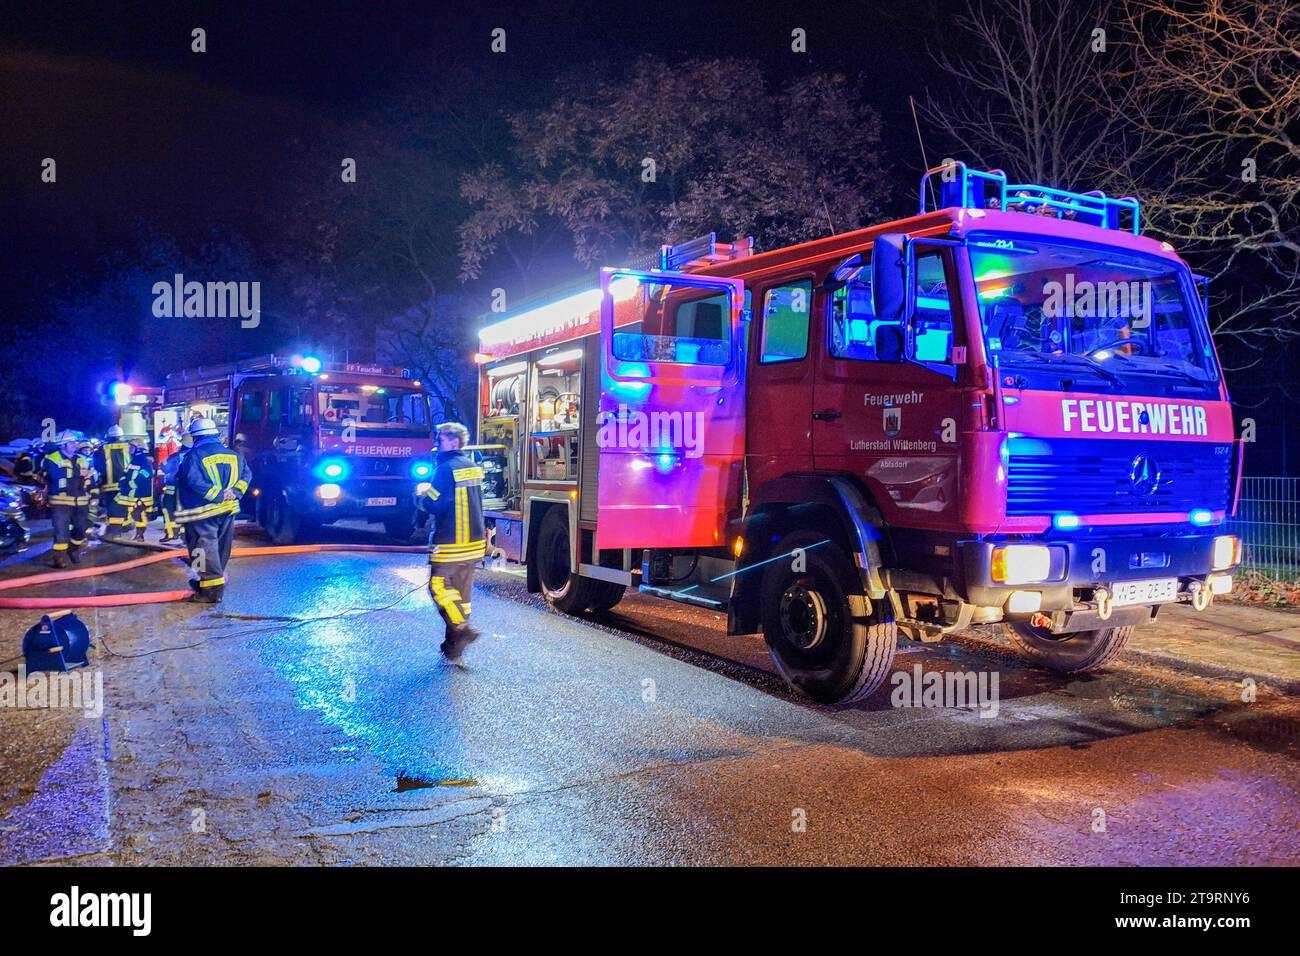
[0,540,428,609]
[0,590,195,609]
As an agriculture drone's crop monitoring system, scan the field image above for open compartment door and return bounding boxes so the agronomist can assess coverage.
[595,268,746,550]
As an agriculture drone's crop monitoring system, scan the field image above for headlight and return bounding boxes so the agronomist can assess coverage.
[1212,535,1240,571]
[991,545,1052,585]
[415,482,432,495]
[316,483,341,501]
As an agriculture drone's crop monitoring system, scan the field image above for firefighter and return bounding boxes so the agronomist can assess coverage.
[415,421,485,659]
[11,443,40,485]
[93,425,132,537]
[39,430,97,568]
[118,436,155,541]
[174,417,251,603]
[158,433,190,543]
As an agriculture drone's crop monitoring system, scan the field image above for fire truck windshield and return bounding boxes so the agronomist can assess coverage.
[317,383,430,435]
[969,234,1219,397]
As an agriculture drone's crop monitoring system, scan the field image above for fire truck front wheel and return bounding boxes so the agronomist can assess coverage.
[535,506,606,613]
[263,491,302,546]
[1003,622,1134,674]
[760,533,897,706]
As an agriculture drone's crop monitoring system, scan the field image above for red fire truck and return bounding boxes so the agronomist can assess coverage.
[474,163,1243,705]
[162,355,435,543]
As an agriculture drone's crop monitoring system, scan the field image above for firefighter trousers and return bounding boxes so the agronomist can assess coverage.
[182,513,235,599]
[50,504,91,555]
[160,489,178,537]
[429,559,475,636]
[101,491,130,531]
[124,497,154,532]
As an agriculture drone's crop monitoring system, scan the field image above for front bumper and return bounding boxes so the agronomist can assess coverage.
[959,531,1233,612]
[297,478,417,520]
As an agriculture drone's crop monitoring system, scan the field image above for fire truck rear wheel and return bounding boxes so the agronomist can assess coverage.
[1003,622,1134,673]
[588,581,626,614]
[760,532,897,706]
[536,507,604,613]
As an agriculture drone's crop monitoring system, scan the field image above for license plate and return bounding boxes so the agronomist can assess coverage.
[365,496,397,507]
[1111,577,1178,607]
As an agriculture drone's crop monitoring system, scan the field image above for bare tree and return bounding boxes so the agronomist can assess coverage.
[1123,0,1300,351]
[920,0,1139,193]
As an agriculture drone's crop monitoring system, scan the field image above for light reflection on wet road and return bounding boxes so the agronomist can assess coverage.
[1,531,1298,865]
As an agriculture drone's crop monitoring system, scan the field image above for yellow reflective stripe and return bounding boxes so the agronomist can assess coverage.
[199,576,226,587]
[201,453,238,500]
[174,500,238,521]
[452,466,484,483]
[457,487,468,542]
[232,479,248,494]
[423,487,440,501]
[52,543,69,551]
[429,576,466,625]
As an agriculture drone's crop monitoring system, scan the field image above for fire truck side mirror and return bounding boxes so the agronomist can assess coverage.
[871,233,915,324]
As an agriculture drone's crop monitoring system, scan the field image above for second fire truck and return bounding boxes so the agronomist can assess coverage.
[472,163,1243,705]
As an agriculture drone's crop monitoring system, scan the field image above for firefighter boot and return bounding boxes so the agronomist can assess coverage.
[441,624,482,661]
[48,551,70,570]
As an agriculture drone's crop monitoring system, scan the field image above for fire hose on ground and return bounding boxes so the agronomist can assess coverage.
[0,541,428,610]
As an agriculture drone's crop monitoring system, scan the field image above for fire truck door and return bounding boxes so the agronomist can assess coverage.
[595,268,746,550]
[814,245,966,528]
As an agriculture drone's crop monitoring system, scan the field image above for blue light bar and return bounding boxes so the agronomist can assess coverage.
[1053,513,1081,530]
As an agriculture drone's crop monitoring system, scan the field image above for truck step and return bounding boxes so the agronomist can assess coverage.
[638,583,726,611]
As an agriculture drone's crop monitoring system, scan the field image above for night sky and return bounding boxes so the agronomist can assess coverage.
[2,0,1295,471]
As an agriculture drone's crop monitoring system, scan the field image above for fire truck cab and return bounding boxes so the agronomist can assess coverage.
[475,163,1243,705]
[163,355,435,543]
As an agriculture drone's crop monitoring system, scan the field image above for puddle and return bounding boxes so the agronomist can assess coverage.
[394,773,478,792]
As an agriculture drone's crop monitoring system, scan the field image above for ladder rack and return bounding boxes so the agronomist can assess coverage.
[918,161,1141,235]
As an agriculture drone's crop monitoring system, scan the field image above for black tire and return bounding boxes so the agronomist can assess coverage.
[588,580,627,614]
[264,492,300,546]
[535,506,604,613]
[1003,621,1133,673]
[760,532,897,705]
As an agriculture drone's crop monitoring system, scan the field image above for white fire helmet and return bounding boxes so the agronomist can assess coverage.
[105,425,125,440]
[189,417,220,438]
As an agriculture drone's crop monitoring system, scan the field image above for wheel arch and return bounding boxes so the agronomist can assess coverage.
[524,496,574,594]
[729,473,891,635]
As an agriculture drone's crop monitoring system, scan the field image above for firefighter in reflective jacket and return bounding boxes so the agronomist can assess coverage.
[415,422,484,659]
[93,425,131,537]
[158,434,189,543]
[174,417,251,603]
[117,436,154,541]
[40,430,98,568]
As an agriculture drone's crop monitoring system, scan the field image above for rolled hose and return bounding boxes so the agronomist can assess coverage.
[0,541,428,609]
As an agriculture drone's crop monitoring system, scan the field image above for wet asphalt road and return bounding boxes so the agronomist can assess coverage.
[1,523,1298,866]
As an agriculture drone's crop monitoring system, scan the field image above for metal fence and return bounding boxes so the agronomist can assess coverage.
[1225,477,1300,581]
